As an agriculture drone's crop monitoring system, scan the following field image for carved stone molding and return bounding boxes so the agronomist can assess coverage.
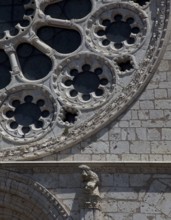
[0,170,71,220]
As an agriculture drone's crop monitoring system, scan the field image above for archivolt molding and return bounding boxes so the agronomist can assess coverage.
[0,170,71,220]
[0,0,169,160]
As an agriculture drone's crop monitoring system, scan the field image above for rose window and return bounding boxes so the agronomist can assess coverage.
[0,0,166,160]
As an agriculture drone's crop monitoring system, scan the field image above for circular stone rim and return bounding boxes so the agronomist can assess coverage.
[0,84,58,144]
[86,2,149,56]
[52,52,116,110]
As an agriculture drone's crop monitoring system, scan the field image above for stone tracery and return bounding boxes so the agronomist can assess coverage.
[0,0,169,160]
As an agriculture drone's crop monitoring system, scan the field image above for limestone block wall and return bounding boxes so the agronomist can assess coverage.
[4,163,171,220]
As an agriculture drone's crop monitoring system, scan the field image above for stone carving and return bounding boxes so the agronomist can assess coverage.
[0,0,169,160]
[53,52,115,110]
[0,84,57,143]
[0,170,70,220]
[86,2,149,56]
[79,165,101,209]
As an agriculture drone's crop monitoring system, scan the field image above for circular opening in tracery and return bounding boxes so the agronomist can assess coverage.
[14,103,41,126]
[62,109,78,124]
[106,21,131,43]
[97,15,140,47]
[5,95,51,134]
[0,0,34,38]
[2,86,56,141]
[62,64,109,101]
[73,72,100,94]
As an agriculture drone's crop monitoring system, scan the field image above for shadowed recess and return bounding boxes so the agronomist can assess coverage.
[44,0,92,20]
[73,71,100,94]
[133,0,150,6]
[37,26,81,54]
[17,43,52,80]
[63,64,106,101]
[118,60,133,72]
[63,110,77,124]
[14,102,41,126]
[0,50,11,89]
[0,0,33,38]
[106,21,131,43]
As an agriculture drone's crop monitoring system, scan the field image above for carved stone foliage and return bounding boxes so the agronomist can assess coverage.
[0,0,169,160]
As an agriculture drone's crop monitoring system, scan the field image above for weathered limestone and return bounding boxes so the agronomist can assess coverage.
[1,163,171,220]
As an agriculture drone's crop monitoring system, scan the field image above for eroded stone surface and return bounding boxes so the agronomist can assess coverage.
[2,163,171,220]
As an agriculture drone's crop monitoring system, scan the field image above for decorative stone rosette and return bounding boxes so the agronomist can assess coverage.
[86,2,149,55]
[0,85,57,143]
[52,53,115,109]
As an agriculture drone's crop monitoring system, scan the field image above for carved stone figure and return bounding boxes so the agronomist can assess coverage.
[79,165,101,208]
